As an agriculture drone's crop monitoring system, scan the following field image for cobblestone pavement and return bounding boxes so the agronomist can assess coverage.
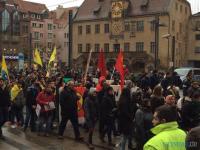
[0,125,122,150]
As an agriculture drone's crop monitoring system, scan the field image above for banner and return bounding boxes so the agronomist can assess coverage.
[74,86,86,124]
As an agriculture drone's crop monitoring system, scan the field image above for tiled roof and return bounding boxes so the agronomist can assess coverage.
[51,7,77,25]
[74,0,190,21]
[13,0,48,14]
[193,12,200,17]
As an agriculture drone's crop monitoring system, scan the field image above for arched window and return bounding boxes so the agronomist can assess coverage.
[2,9,10,32]
[13,11,19,21]
[13,11,20,35]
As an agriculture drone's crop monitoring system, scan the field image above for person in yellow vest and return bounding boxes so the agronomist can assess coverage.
[144,105,186,150]
[10,81,25,127]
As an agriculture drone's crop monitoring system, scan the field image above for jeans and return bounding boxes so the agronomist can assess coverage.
[38,111,53,134]
[24,106,36,131]
[10,105,24,126]
[120,135,129,150]
[58,113,80,138]
[102,118,114,143]
[0,108,8,136]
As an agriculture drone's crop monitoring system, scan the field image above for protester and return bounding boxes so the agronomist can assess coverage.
[0,77,10,138]
[10,81,25,127]
[84,88,98,149]
[150,85,165,113]
[171,71,183,89]
[135,98,153,149]
[181,90,200,131]
[118,88,134,150]
[36,86,55,136]
[24,80,40,132]
[165,95,176,106]
[100,86,116,146]
[58,81,83,141]
[186,126,200,150]
[161,72,172,97]
[144,105,186,150]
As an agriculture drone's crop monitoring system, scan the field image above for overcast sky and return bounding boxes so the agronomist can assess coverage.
[26,0,200,14]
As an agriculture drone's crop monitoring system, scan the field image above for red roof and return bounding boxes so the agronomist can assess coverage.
[13,0,47,13]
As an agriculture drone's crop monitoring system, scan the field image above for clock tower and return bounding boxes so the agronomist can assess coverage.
[110,0,129,39]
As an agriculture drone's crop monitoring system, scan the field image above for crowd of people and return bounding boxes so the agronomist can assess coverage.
[0,68,200,150]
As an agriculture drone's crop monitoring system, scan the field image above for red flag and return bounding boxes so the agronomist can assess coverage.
[115,50,124,88]
[98,49,107,77]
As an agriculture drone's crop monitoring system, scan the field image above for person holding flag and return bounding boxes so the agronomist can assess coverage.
[0,77,11,139]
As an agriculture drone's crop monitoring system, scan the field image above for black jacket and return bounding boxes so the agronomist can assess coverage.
[26,85,38,108]
[60,87,79,116]
[181,100,200,130]
[118,99,133,135]
[0,86,10,108]
[101,93,116,121]
[84,95,98,127]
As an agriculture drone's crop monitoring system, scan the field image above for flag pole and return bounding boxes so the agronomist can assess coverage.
[84,49,93,84]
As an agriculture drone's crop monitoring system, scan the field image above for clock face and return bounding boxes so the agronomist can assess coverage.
[111,1,123,18]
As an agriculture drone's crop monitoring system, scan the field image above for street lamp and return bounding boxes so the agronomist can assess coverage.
[162,34,175,70]
[154,15,167,70]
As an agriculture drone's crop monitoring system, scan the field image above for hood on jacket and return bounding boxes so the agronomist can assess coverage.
[151,121,179,135]
[96,76,106,92]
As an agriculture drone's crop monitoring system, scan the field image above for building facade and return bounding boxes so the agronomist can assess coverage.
[72,0,191,72]
[187,12,200,67]
[0,0,49,68]
[50,5,77,66]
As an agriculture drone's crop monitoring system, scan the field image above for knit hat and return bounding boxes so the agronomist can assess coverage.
[89,87,96,94]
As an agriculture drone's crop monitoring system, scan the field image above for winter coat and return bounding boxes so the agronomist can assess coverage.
[135,108,153,145]
[84,95,98,128]
[144,121,186,150]
[60,87,79,116]
[101,93,116,122]
[118,99,133,136]
[171,75,183,89]
[26,85,38,108]
[186,126,200,150]
[161,77,172,96]
[150,95,165,113]
[0,86,10,108]
[181,100,200,130]
[150,74,160,90]
[36,91,55,112]
[14,90,25,108]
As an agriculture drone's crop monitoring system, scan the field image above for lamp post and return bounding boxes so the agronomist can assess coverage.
[154,15,167,70]
[162,34,175,71]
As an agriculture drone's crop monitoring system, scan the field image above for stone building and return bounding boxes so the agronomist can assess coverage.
[187,12,200,67]
[50,5,77,66]
[72,0,191,72]
[0,0,48,67]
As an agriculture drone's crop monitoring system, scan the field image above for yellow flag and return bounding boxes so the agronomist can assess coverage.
[48,46,56,65]
[1,55,9,80]
[33,48,43,67]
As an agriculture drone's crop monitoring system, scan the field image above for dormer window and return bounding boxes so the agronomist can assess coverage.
[141,0,149,10]
[31,14,35,18]
[93,5,101,15]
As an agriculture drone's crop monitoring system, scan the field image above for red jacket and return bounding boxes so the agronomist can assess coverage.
[36,91,55,112]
